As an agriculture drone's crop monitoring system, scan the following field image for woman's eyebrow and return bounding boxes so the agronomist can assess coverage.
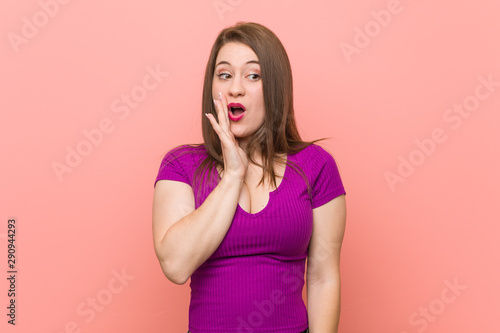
[215,60,260,67]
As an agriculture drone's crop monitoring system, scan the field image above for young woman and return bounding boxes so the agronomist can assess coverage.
[152,22,346,333]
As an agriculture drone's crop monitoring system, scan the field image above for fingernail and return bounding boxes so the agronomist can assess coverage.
[205,113,209,118]
[218,92,222,100]
[213,98,217,105]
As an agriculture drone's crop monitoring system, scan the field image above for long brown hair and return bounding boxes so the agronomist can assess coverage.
[170,22,329,203]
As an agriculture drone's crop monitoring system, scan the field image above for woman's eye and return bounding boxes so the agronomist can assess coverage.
[248,74,260,81]
[217,73,231,80]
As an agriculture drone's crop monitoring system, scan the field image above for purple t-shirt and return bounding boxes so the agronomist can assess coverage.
[154,144,346,333]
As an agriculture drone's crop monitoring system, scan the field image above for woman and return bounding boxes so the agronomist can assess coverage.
[152,22,346,333]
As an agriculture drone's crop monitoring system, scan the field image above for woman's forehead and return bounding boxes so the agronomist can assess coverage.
[215,42,259,67]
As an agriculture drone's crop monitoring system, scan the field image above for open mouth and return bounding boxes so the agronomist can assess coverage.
[227,103,246,116]
[227,103,246,121]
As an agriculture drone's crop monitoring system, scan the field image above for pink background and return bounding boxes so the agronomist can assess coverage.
[1,0,499,332]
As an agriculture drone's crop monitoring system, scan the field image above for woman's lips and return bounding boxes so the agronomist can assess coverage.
[227,103,246,121]
[228,110,245,121]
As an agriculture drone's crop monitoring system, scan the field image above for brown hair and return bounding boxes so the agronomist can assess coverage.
[169,22,329,204]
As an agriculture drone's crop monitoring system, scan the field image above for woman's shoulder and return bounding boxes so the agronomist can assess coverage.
[290,143,333,160]
[166,143,207,156]
[161,143,208,167]
[290,143,340,178]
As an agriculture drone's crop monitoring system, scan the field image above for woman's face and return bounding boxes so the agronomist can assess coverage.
[212,42,265,149]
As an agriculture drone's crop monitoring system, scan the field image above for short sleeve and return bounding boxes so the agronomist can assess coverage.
[310,145,346,209]
[154,147,191,188]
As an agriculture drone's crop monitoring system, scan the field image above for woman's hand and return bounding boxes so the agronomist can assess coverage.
[205,92,248,181]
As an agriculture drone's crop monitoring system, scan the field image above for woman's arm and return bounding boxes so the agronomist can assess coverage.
[152,175,244,285]
[306,194,346,332]
[153,93,248,285]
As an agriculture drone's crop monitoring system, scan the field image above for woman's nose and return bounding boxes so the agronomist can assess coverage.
[228,77,245,97]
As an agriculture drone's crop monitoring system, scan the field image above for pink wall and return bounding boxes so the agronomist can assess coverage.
[1,0,499,332]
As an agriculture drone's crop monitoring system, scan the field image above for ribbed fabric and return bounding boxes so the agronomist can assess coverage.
[154,144,346,333]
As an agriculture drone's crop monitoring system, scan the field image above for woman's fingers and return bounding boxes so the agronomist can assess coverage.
[212,93,236,146]
[205,112,218,132]
[218,92,231,130]
[207,106,230,147]
[206,92,247,179]
[214,92,230,133]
